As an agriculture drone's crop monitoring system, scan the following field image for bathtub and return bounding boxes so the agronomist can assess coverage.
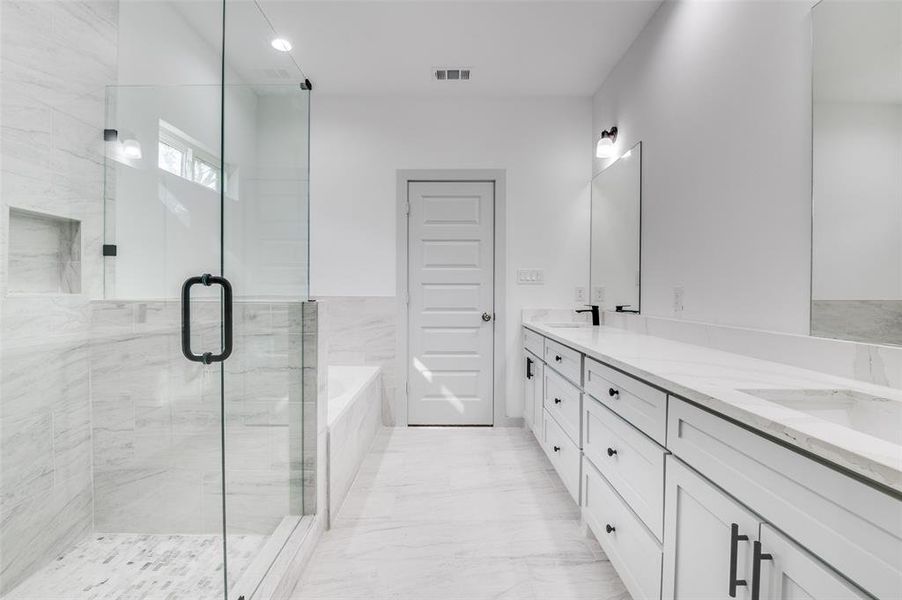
[326,366,383,525]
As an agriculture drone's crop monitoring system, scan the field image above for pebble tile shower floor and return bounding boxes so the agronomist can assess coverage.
[6,533,266,599]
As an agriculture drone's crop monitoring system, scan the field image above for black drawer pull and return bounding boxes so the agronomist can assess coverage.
[554,397,562,405]
[751,540,772,600]
[608,387,619,398]
[607,447,617,457]
[553,445,561,452]
[554,355,563,363]
[605,524,615,534]
[729,523,749,597]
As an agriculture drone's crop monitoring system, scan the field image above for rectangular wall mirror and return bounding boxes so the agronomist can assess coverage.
[812,1,902,346]
[590,141,642,313]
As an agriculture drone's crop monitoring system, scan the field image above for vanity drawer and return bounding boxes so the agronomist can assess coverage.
[523,327,545,359]
[543,367,581,446]
[583,457,663,600]
[668,398,902,600]
[544,338,583,386]
[583,396,666,540]
[584,357,668,445]
[542,409,580,504]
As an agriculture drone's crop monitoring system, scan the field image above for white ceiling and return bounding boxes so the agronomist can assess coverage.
[225,0,663,96]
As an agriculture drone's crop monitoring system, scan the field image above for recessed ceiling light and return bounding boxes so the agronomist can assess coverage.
[271,38,292,52]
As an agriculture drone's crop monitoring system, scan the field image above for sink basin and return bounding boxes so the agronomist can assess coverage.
[544,322,592,329]
[739,388,902,446]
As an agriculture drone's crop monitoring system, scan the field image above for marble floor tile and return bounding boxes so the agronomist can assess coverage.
[292,428,631,600]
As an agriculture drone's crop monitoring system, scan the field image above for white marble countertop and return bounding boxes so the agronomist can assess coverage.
[524,321,902,495]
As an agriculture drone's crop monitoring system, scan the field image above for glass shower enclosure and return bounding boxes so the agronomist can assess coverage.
[0,1,312,598]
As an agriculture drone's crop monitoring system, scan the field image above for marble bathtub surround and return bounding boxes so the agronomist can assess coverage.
[525,320,902,493]
[320,296,398,425]
[327,366,383,524]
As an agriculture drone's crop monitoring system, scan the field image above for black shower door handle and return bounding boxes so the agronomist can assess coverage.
[181,273,233,364]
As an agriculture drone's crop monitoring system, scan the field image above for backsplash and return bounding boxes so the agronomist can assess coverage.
[602,311,902,390]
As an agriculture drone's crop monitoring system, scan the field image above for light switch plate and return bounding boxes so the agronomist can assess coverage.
[591,286,605,304]
[575,286,587,303]
[673,286,685,316]
[517,269,544,285]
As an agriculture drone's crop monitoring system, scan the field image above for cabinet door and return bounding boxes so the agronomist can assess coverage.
[524,353,536,428]
[663,456,761,600]
[532,361,544,436]
[758,524,868,600]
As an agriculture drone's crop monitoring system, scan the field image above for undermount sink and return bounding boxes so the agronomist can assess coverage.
[739,388,902,446]
[544,322,592,329]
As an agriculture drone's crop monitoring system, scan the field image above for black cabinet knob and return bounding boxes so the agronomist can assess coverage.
[605,524,615,534]
[555,355,562,362]
[608,388,619,398]
[554,397,562,405]
[607,447,617,457]
[553,445,561,452]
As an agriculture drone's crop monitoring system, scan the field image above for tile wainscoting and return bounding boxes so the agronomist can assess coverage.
[89,299,306,535]
[319,296,400,425]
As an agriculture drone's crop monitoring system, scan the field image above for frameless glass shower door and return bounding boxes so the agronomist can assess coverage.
[0,0,311,595]
[99,78,310,600]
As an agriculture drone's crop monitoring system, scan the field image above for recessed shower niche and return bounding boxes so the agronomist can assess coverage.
[7,208,82,295]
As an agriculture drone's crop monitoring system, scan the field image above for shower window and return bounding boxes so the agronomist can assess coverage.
[158,119,222,191]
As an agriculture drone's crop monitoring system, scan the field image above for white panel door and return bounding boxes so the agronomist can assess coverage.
[408,181,494,425]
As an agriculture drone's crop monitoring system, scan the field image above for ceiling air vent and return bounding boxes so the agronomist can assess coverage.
[434,67,471,82]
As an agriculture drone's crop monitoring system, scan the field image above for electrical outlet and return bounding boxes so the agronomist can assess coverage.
[517,269,544,285]
[575,286,587,303]
[673,286,685,316]
[591,286,605,304]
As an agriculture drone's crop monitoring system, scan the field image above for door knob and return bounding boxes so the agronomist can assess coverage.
[482,312,492,322]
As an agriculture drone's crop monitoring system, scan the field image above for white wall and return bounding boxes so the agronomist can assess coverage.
[310,95,592,418]
[592,0,813,334]
[813,102,902,300]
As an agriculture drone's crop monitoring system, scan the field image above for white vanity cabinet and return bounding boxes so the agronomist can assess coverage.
[521,324,901,600]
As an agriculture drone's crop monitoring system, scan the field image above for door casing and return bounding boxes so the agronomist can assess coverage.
[396,169,514,427]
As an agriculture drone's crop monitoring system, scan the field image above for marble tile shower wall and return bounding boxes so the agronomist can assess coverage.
[321,297,398,425]
[90,300,305,535]
[0,0,118,593]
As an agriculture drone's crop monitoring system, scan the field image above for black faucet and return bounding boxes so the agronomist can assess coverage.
[615,304,639,314]
[575,305,600,326]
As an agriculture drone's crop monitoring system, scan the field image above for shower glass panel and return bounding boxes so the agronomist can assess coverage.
[1,0,310,595]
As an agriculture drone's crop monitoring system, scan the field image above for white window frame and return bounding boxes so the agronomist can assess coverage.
[158,120,223,192]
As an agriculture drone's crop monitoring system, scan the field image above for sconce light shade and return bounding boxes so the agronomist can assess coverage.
[595,126,619,159]
[121,137,142,160]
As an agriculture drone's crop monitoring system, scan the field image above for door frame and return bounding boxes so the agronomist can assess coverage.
[396,169,511,427]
